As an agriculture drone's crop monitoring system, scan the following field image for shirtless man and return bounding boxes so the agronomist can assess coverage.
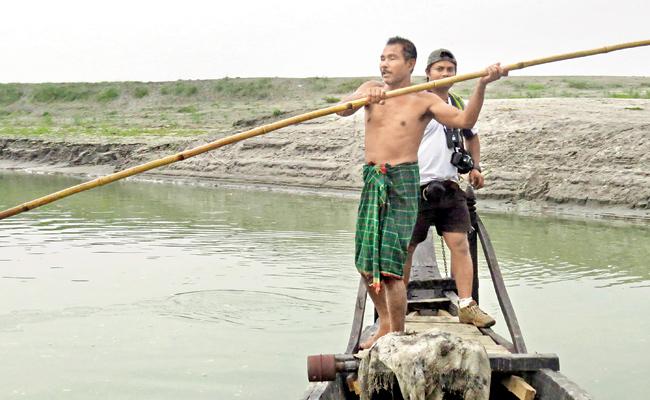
[337,37,505,349]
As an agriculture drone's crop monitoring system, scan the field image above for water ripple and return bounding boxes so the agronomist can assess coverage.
[162,289,338,331]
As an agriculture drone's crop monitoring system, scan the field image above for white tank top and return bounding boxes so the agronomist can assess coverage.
[417,97,477,185]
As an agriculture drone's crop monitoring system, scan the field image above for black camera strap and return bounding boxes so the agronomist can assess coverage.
[444,92,475,174]
[444,125,463,151]
[444,92,466,151]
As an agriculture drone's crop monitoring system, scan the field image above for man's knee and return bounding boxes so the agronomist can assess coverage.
[444,232,470,254]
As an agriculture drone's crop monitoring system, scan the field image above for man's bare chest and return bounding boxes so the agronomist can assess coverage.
[365,101,430,129]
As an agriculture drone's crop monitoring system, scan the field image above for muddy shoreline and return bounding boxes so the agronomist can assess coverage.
[1,98,649,224]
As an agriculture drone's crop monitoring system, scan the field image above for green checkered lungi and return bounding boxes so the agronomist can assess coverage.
[355,162,420,291]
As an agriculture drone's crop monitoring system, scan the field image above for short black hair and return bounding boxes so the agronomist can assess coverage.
[386,36,417,62]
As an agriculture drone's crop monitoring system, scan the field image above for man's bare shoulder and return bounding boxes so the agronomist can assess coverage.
[414,90,443,104]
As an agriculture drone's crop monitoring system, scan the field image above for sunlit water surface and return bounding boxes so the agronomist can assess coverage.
[1,171,648,399]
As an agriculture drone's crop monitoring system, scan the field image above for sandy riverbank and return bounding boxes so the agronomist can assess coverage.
[1,98,649,223]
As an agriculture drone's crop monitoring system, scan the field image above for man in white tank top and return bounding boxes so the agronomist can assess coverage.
[405,49,495,328]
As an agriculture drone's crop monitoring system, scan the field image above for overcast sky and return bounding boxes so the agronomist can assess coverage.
[1,0,648,83]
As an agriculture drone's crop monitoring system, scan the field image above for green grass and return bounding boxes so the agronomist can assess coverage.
[133,86,149,98]
[0,123,202,137]
[336,79,366,93]
[608,89,650,99]
[96,87,120,102]
[177,105,198,113]
[32,84,94,102]
[0,84,23,105]
[526,83,545,91]
[213,77,273,99]
[1,76,647,140]
[161,83,199,96]
[41,112,53,125]
[307,77,330,91]
[563,79,603,90]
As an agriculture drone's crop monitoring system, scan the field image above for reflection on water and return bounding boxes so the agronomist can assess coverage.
[0,171,648,399]
[479,214,650,288]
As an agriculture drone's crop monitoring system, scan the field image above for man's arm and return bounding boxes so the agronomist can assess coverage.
[428,63,506,128]
[465,134,485,189]
[336,81,385,117]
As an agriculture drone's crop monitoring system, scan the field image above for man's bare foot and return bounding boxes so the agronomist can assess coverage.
[359,326,390,349]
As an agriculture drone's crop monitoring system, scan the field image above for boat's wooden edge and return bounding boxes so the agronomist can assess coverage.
[523,369,594,400]
[301,380,346,400]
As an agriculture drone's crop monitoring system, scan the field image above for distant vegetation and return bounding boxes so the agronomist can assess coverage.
[213,77,273,99]
[96,87,120,102]
[0,76,647,138]
[31,84,94,102]
[450,76,650,99]
[0,84,23,105]
[161,82,199,96]
[133,86,149,98]
[177,105,198,113]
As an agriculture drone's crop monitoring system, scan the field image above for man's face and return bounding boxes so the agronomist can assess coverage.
[426,60,456,88]
[379,44,415,85]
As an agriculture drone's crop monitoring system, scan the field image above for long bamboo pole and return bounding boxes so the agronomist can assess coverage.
[1,39,649,220]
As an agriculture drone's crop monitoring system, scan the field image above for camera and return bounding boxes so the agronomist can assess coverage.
[450,149,474,174]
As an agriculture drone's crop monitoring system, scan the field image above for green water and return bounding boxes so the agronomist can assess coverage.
[0,171,648,399]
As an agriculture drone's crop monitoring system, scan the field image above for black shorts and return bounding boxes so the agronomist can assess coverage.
[410,180,471,245]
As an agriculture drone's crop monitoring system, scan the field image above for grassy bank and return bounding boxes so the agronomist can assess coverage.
[0,76,648,138]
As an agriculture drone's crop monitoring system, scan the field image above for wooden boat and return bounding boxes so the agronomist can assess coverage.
[302,189,592,400]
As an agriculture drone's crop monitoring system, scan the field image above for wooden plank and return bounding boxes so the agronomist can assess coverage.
[489,353,559,372]
[501,375,536,400]
[407,299,451,313]
[405,315,459,323]
[444,289,460,315]
[407,277,457,291]
[524,369,593,400]
[477,216,527,353]
[484,346,512,355]
[346,374,362,396]
[437,309,453,317]
[479,327,516,353]
[405,322,483,335]
[407,298,451,306]
[345,278,368,354]
[301,381,346,400]
[408,288,447,302]
[466,186,480,303]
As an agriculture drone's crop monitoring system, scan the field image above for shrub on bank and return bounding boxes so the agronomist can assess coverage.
[32,85,94,102]
[97,87,120,102]
[0,84,23,105]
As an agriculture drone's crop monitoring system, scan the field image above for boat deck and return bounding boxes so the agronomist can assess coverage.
[404,313,510,355]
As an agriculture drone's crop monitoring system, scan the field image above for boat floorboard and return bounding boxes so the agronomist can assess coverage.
[404,313,511,355]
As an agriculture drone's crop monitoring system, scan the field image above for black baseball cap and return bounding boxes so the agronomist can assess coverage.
[426,48,457,71]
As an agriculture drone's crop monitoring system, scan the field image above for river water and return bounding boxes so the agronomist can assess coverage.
[0,171,648,399]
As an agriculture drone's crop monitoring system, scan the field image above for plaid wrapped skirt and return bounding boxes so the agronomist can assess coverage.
[355,162,420,292]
